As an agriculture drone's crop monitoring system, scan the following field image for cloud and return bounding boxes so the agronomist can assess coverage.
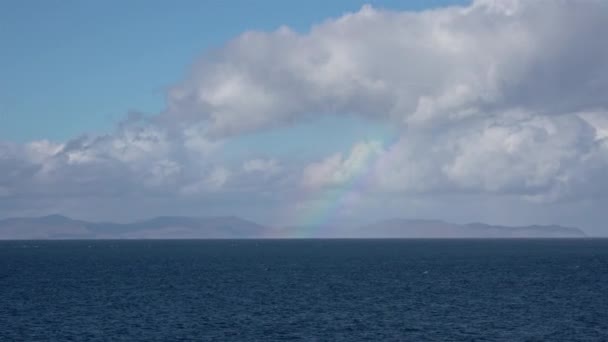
[302,140,383,189]
[2,0,608,231]
[179,166,231,195]
[580,111,608,141]
[370,113,608,200]
[297,112,608,202]
[243,158,281,175]
[165,0,608,137]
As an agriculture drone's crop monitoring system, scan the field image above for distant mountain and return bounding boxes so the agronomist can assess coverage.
[0,215,91,239]
[0,215,587,239]
[359,219,586,238]
[0,215,267,240]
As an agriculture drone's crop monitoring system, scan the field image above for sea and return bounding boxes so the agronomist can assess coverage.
[1,239,607,341]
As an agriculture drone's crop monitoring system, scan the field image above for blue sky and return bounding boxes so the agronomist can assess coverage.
[2,0,608,235]
[1,0,467,142]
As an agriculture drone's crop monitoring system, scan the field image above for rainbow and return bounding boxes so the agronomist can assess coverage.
[286,133,401,238]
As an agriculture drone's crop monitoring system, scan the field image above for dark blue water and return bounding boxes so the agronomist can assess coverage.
[1,239,607,341]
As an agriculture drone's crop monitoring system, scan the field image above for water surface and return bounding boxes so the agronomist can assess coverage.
[1,239,607,341]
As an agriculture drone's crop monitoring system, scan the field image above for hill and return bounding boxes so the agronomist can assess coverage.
[0,215,587,239]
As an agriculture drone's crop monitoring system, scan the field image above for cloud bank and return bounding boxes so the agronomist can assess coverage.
[2,0,608,233]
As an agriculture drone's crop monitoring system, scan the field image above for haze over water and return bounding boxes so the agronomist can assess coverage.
[2,239,607,341]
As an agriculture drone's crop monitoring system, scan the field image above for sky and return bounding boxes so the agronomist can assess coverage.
[2,0,608,236]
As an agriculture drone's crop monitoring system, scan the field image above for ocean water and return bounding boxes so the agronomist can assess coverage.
[1,239,607,341]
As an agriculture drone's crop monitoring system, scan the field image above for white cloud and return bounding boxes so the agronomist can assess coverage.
[182,124,223,156]
[302,140,383,189]
[179,166,231,195]
[3,0,608,232]
[25,140,64,163]
[243,158,281,175]
[440,114,600,196]
[165,0,608,138]
[364,113,608,199]
[579,111,608,141]
[144,159,182,187]
[297,111,608,204]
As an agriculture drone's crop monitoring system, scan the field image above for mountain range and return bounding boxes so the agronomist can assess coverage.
[0,215,587,239]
